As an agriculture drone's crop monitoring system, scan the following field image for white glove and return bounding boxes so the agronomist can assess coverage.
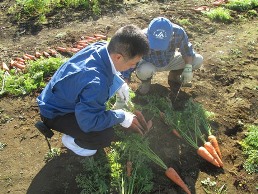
[181,64,193,83]
[117,83,130,103]
[113,94,126,109]
[120,111,135,128]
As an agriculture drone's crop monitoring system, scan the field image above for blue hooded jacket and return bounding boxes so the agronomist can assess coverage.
[37,42,125,133]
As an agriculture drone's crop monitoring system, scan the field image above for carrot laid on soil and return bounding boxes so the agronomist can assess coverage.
[56,46,67,52]
[48,49,57,56]
[94,34,107,40]
[197,146,220,167]
[16,57,25,63]
[67,47,80,53]
[35,51,42,58]
[12,61,25,70]
[126,161,133,177]
[204,142,223,167]
[23,55,31,61]
[208,135,222,159]
[172,129,182,138]
[165,167,191,194]
[25,54,36,60]
[43,51,50,58]
[1,62,10,71]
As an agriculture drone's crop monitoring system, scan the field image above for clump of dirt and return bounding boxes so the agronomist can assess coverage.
[0,0,257,194]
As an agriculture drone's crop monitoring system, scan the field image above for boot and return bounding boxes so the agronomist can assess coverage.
[35,121,54,138]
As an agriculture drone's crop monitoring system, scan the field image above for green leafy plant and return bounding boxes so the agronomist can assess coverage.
[240,125,258,174]
[226,0,258,11]
[0,57,66,96]
[0,142,7,150]
[44,147,61,162]
[203,7,232,22]
[76,133,153,194]
[201,177,227,194]
[177,18,192,26]
[76,156,111,194]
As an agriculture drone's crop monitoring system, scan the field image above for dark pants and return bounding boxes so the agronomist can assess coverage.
[41,113,114,150]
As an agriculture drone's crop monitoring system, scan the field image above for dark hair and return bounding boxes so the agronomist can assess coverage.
[107,25,149,59]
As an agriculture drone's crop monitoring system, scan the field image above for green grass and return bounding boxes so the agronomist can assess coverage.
[203,7,232,22]
[76,134,153,194]
[226,0,258,11]
[240,125,258,174]
[0,57,67,96]
[8,0,122,24]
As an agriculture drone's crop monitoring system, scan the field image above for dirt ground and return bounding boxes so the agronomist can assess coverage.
[0,0,257,193]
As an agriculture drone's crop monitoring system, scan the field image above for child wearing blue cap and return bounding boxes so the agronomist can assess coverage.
[115,17,203,107]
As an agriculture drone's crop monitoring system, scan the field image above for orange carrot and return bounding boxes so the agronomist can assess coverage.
[208,135,222,159]
[23,55,31,61]
[1,62,9,71]
[77,40,89,44]
[56,46,67,52]
[12,61,25,70]
[48,49,57,56]
[16,57,25,63]
[172,129,182,138]
[204,142,223,167]
[165,167,191,194]
[25,54,36,60]
[77,42,88,47]
[197,146,220,167]
[134,110,148,132]
[35,51,42,58]
[94,34,107,40]
[85,36,97,41]
[67,47,80,53]
[76,44,84,49]
[43,51,50,58]
[126,161,133,177]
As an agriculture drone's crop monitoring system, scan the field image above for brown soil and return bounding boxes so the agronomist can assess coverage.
[0,0,257,194]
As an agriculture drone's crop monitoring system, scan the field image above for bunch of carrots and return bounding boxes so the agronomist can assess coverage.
[159,99,223,168]
[131,138,191,194]
[1,34,107,73]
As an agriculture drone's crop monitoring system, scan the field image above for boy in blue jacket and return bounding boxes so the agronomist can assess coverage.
[36,25,149,156]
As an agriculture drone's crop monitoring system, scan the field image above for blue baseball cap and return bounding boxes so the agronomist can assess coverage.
[147,17,173,51]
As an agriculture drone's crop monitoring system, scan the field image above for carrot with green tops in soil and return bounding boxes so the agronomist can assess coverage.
[133,139,191,194]
[194,120,223,167]
[204,142,223,167]
[208,135,222,159]
[197,146,220,167]
[165,167,191,194]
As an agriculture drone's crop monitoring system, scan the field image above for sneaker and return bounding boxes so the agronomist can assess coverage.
[62,134,97,156]
[138,80,151,94]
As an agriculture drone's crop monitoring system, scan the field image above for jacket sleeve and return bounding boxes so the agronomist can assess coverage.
[178,30,195,57]
[75,78,125,132]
